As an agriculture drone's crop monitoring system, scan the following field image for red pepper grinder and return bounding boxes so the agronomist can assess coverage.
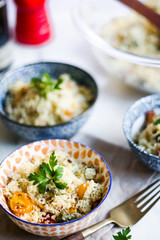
[14,0,52,45]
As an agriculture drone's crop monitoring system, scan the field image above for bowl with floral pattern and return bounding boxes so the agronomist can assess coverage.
[0,139,112,237]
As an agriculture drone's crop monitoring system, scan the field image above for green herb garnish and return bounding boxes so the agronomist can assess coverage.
[31,73,63,98]
[28,151,68,194]
[113,227,132,240]
[153,118,160,126]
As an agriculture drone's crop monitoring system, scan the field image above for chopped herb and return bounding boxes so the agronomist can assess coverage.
[113,227,132,240]
[31,73,63,98]
[28,151,67,194]
[153,118,160,126]
[57,210,77,223]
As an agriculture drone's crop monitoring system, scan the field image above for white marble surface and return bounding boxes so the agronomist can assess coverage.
[0,0,159,239]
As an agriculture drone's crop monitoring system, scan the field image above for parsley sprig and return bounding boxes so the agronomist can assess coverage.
[28,151,68,194]
[31,73,63,98]
[153,118,160,126]
[113,227,132,240]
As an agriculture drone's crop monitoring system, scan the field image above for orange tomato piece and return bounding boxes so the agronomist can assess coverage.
[67,207,77,213]
[77,183,89,199]
[66,83,72,89]
[146,111,156,124]
[64,110,72,116]
[10,191,33,214]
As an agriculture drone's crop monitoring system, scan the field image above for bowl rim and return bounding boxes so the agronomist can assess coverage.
[0,61,98,129]
[123,94,160,161]
[0,138,112,226]
[72,0,160,67]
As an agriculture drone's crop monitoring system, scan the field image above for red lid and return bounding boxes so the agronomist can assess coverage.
[14,0,46,8]
[14,0,52,45]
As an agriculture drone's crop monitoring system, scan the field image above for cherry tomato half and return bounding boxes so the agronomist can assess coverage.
[10,191,33,214]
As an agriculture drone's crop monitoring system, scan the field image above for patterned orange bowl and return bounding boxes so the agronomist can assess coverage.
[0,139,111,237]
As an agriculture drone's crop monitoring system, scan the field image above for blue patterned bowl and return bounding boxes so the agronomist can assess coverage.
[123,94,160,172]
[0,62,98,140]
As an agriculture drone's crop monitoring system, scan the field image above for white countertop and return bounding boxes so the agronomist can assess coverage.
[0,1,159,240]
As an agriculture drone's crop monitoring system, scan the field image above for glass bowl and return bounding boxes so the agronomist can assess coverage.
[73,0,160,93]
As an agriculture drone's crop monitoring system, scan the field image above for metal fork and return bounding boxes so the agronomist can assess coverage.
[62,179,160,240]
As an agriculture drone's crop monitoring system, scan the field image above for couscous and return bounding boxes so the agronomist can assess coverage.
[134,110,160,156]
[4,150,105,223]
[101,0,160,57]
[4,73,92,126]
[100,0,160,92]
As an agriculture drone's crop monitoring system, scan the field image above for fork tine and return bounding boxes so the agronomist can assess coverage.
[138,190,160,210]
[142,196,160,215]
[131,179,160,200]
[136,183,160,205]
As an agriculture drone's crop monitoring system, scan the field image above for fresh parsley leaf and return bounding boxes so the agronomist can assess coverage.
[49,151,58,171]
[54,78,63,90]
[53,167,63,181]
[54,181,68,189]
[153,118,160,125]
[31,73,63,98]
[38,182,48,194]
[39,165,47,178]
[28,151,68,194]
[28,172,47,185]
[43,73,51,82]
[113,227,132,240]
[41,162,52,176]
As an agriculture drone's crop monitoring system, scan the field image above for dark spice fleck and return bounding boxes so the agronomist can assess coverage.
[152,129,157,134]
[67,159,72,163]
[46,186,49,192]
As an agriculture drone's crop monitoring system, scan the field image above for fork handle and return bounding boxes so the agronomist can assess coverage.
[61,218,113,240]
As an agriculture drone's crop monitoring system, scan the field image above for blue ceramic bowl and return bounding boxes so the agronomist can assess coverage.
[123,94,160,172]
[0,62,98,140]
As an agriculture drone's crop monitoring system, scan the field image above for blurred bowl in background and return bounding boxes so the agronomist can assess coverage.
[123,94,160,172]
[73,0,160,93]
[0,62,98,140]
